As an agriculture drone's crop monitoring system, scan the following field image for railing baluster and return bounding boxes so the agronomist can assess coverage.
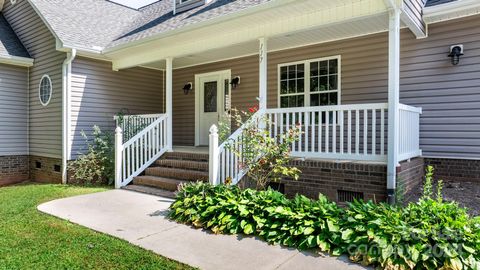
[348,110,352,155]
[325,111,329,153]
[340,110,344,154]
[311,111,315,152]
[372,109,376,156]
[318,112,322,152]
[381,108,385,156]
[355,110,360,155]
[332,110,337,153]
[364,109,368,155]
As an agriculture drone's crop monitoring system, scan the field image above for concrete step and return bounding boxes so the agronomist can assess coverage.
[163,152,209,162]
[155,159,208,172]
[145,167,209,182]
[133,176,188,192]
[123,184,176,199]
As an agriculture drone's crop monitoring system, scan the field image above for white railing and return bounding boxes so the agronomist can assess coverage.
[208,103,422,186]
[114,113,164,143]
[209,110,264,185]
[398,104,422,162]
[115,114,168,188]
[265,103,389,162]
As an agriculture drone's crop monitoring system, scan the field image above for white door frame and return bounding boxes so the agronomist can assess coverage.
[194,69,231,146]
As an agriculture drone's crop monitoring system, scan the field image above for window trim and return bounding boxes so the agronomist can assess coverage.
[277,55,341,108]
[38,74,53,106]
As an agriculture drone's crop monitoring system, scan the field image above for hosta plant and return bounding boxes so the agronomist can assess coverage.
[169,181,480,270]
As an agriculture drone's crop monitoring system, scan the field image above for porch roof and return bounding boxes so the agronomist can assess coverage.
[0,14,33,67]
[107,0,393,70]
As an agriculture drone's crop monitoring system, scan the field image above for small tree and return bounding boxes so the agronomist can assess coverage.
[223,106,301,190]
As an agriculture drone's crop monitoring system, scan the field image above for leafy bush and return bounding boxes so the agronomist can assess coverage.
[220,105,302,190]
[169,182,480,270]
[68,125,114,185]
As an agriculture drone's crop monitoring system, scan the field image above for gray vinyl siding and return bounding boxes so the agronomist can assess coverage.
[0,63,28,155]
[403,0,427,35]
[2,0,65,158]
[400,15,480,159]
[70,57,164,158]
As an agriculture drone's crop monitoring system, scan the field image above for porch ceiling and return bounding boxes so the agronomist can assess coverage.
[145,13,391,70]
[108,0,391,70]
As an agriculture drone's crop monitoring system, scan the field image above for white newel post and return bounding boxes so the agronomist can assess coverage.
[209,125,220,185]
[114,127,123,189]
[387,9,401,203]
[166,57,173,151]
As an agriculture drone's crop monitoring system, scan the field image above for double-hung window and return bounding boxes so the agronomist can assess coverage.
[278,56,341,108]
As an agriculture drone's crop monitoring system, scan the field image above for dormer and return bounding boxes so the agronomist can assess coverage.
[173,0,205,14]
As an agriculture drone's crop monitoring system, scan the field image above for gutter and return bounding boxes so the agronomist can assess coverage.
[102,0,300,54]
[61,49,77,184]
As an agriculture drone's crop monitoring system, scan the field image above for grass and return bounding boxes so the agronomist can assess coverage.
[0,183,194,270]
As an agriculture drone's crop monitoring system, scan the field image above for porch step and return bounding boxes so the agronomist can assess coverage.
[155,159,208,171]
[122,184,176,199]
[145,167,209,182]
[163,152,209,162]
[133,175,188,192]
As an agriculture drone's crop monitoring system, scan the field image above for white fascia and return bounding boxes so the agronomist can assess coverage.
[102,0,299,54]
[424,0,480,24]
[0,55,34,67]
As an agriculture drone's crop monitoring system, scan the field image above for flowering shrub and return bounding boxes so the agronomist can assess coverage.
[220,105,301,190]
[169,168,480,270]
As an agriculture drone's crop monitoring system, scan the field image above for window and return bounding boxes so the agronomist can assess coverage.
[39,75,52,106]
[278,56,340,108]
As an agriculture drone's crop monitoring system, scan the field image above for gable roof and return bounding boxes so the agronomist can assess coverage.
[27,0,271,52]
[12,0,459,55]
[0,13,32,66]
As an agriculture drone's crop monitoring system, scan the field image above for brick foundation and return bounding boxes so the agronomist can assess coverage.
[0,155,29,187]
[282,159,388,203]
[280,157,425,203]
[425,158,480,183]
[29,155,62,184]
[397,157,425,200]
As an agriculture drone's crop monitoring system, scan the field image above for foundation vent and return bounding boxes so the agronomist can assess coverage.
[337,190,364,203]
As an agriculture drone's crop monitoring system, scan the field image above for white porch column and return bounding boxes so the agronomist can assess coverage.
[259,37,268,110]
[387,9,401,203]
[166,57,173,151]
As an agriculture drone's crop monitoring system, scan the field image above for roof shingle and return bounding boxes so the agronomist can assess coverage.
[0,13,30,59]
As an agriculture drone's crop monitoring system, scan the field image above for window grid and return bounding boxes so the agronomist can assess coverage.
[39,75,52,106]
[278,56,341,109]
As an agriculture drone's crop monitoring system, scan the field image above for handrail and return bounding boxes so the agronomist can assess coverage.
[114,114,169,188]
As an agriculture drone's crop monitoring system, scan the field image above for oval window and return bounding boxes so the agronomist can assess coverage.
[39,75,52,106]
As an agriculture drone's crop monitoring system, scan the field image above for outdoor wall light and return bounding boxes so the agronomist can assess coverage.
[183,82,192,95]
[448,45,464,65]
[230,76,241,89]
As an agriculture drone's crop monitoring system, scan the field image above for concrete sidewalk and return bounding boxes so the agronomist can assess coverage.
[38,190,367,270]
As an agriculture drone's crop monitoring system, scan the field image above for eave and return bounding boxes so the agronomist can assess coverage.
[0,55,34,67]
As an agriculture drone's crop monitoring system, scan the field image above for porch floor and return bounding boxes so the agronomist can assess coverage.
[38,190,368,270]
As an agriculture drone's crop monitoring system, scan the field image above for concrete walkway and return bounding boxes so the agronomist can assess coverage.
[38,190,367,270]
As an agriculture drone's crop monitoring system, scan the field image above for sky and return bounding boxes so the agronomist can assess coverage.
[109,0,160,9]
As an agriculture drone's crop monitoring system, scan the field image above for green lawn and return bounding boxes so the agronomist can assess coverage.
[0,183,194,270]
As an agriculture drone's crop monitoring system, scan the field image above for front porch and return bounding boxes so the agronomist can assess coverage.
[110,0,425,202]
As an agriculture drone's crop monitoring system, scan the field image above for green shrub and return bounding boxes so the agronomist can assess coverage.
[68,125,114,185]
[169,182,480,270]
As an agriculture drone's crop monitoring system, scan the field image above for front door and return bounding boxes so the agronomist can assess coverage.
[197,71,231,146]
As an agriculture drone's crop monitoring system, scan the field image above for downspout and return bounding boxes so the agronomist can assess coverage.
[61,49,77,184]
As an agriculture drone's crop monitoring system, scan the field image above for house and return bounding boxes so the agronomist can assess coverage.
[0,0,478,202]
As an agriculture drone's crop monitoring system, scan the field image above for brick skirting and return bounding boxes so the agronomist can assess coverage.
[280,157,425,203]
[0,155,29,187]
[29,155,62,184]
[425,158,480,183]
